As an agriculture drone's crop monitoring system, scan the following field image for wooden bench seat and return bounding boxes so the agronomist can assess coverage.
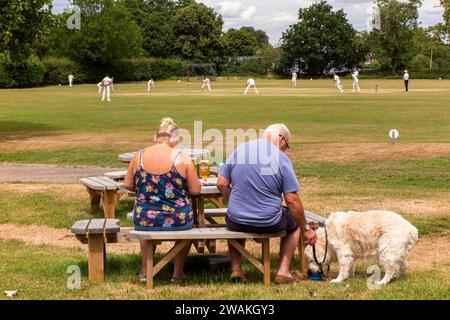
[104,170,127,181]
[80,176,124,218]
[130,228,285,288]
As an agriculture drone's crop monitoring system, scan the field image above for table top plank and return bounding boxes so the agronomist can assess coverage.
[130,227,285,240]
[88,176,121,190]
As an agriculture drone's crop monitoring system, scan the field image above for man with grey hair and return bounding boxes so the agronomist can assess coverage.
[217,124,317,284]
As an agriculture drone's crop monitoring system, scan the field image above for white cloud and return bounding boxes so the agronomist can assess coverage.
[241,6,257,19]
[214,1,256,19]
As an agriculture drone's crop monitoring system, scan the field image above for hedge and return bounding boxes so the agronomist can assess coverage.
[111,58,188,81]
[220,59,266,76]
[0,55,46,88]
[41,56,85,85]
[360,68,450,79]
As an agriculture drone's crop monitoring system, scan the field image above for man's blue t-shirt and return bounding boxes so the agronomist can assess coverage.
[220,139,300,227]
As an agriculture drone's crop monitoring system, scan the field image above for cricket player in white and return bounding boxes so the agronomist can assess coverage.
[201,77,211,92]
[147,79,155,92]
[403,70,409,92]
[352,69,360,93]
[334,74,344,93]
[244,78,259,95]
[68,74,74,87]
[101,75,113,102]
[292,72,297,87]
[97,81,103,94]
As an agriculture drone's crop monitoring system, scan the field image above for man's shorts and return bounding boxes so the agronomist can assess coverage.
[225,207,298,235]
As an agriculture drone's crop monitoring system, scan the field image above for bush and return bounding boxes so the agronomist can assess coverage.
[111,58,187,81]
[0,54,16,88]
[220,58,266,76]
[360,67,450,79]
[41,56,85,85]
[0,55,47,88]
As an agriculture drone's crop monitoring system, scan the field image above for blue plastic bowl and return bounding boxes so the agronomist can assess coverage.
[308,272,324,281]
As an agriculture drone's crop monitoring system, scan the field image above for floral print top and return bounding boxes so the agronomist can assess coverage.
[133,150,193,231]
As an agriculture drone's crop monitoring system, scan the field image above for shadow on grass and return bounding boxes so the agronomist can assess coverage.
[0,121,61,142]
[96,252,302,286]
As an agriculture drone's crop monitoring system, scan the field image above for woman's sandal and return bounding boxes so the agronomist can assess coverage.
[230,270,249,283]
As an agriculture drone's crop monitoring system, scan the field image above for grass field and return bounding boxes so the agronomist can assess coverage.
[0,79,449,300]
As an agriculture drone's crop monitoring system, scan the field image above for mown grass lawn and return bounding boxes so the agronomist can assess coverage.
[0,79,449,299]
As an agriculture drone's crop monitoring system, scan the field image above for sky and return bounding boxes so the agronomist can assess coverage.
[52,0,445,45]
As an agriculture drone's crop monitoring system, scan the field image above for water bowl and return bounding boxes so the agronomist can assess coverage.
[308,271,324,281]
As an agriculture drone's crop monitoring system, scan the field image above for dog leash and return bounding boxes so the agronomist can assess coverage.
[312,225,329,278]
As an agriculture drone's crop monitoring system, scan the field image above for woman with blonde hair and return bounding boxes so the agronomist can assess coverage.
[124,118,201,282]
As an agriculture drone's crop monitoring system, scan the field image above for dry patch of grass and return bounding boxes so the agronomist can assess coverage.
[291,143,450,163]
[408,236,450,271]
[300,177,450,217]
[0,132,142,152]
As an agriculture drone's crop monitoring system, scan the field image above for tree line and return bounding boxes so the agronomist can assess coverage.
[0,0,448,87]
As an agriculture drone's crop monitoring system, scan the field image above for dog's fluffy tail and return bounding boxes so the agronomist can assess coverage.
[406,227,419,254]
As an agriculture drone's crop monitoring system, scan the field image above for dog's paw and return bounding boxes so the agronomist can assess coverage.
[330,278,343,284]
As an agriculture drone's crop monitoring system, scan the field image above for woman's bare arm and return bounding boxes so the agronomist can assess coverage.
[183,155,201,195]
[123,154,139,191]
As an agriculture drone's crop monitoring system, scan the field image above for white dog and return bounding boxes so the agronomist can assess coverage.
[305,210,419,285]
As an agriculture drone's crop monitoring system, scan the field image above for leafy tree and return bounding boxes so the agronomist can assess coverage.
[440,0,449,50]
[372,0,422,73]
[172,3,224,63]
[411,26,450,70]
[51,0,142,68]
[125,0,194,58]
[280,1,367,76]
[239,27,270,48]
[0,0,53,61]
[223,28,258,57]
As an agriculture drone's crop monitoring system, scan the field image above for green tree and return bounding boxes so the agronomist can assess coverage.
[172,3,224,63]
[51,0,142,68]
[411,26,450,70]
[440,0,449,50]
[223,28,258,57]
[240,27,270,48]
[125,0,195,58]
[0,0,53,60]
[280,1,367,76]
[372,0,422,73]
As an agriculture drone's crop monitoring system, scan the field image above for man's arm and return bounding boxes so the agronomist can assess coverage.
[284,192,317,245]
[217,176,231,201]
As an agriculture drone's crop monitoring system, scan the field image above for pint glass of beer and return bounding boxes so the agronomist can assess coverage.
[199,160,210,179]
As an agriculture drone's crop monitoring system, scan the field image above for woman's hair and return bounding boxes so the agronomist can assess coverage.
[155,117,178,142]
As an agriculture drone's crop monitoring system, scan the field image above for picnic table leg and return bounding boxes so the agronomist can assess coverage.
[88,234,105,281]
[87,188,101,213]
[262,238,271,287]
[206,195,221,253]
[197,197,205,254]
[298,230,309,275]
[103,190,116,219]
[146,240,154,289]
